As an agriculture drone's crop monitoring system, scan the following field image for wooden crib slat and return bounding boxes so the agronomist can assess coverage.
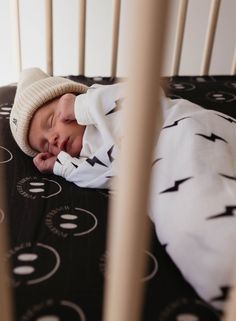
[102,1,169,321]
[79,0,86,75]
[223,271,236,321]
[45,0,53,76]
[10,0,22,74]
[171,0,189,76]
[200,0,221,76]
[111,0,121,78]
[0,171,14,321]
[231,47,236,75]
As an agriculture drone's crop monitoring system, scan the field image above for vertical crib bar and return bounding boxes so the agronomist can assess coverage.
[200,0,221,76]
[45,0,53,75]
[223,274,236,321]
[103,1,169,321]
[0,171,14,321]
[171,0,188,76]
[10,0,22,73]
[110,0,121,78]
[79,0,86,75]
[231,47,236,75]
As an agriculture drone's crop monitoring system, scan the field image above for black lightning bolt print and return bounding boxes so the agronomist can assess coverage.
[105,98,124,116]
[211,286,230,302]
[195,133,227,143]
[56,158,62,165]
[161,243,168,250]
[160,177,193,194]
[162,117,190,129]
[86,156,107,167]
[71,162,78,168]
[107,145,114,162]
[219,173,236,181]
[216,113,236,124]
[207,206,236,220]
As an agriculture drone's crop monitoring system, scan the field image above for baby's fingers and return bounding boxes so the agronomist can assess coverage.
[33,153,57,173]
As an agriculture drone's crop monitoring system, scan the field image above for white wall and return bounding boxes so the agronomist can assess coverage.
[0,0,235,86]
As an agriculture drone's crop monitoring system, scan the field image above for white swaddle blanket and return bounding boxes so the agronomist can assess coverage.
[149,97,236,311]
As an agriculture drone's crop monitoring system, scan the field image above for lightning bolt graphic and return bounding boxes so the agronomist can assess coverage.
[56,158,62,165]
[160,177,193,194]
[105,98,124,116]
[86,156,107,167]
[211,286,230,302]
[207,206,236,220]
[71,162,78,168]
[107,145,114,162]
[162,117,190,129]
[195,133,227,143]
[219,173,236,181]
[216,114,236,124]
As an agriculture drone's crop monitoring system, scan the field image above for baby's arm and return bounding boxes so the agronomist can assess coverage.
[33,152,57,173]
[53,151,115,189]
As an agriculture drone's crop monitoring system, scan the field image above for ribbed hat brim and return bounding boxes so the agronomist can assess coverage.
[10,70,88,157]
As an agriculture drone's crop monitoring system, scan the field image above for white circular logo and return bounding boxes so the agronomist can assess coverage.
[224,81,236,90]
[17,177,62,199]
[0,103,12,120]
[168,82,196,92]
[6,242,60,287]
[206,91,236,103]
[0,146,13,164]
[45,206,98,238]
[196,77,207,83]
[20,299,86,321]
[99,250,158,282]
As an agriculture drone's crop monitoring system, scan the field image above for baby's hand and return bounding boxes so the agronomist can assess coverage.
[33,152,57,174]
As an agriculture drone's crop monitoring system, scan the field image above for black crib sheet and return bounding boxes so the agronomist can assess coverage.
[1,75,235,321]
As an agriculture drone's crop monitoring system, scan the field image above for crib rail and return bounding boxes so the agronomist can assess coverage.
[103,2,169,320]
[78,0,86,75]
[0,169,14,321]
[232,47,236,75]
[45,0,53,76]
[9,0,236,77]
[200,0,221,76]
[10,0,22,74]
[171,0,189,76]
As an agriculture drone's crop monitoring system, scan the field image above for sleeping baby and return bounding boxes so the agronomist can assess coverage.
[10,67,236,312]
[10,67,124,188]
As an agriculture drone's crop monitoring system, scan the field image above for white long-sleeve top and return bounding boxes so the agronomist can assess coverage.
[53,82,171,188]
[53,83,125,188]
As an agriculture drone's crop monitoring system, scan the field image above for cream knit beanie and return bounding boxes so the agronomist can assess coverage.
[10,68,88,157]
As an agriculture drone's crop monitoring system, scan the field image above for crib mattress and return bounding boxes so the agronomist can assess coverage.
[1,75,235,321]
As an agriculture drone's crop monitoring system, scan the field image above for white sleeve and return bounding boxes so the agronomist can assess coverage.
[53,150,117,189]
[53,83,124,189]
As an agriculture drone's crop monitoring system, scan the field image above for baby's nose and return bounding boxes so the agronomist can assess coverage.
[49,134,58,146]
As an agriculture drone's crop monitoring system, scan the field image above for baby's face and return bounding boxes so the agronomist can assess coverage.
[28,93,86,157]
